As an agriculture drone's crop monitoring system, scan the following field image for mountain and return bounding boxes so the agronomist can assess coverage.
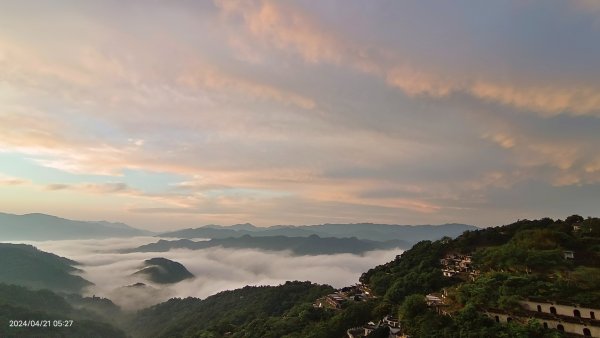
[0,283,127,338]
[132,258,194,284]
[125,234,409,255]
[128,281,333,338]
[158,222,476,243]
[128,215,600,338]
[203,223,261,231]
[0,212,153,240]
[0,243,92,293]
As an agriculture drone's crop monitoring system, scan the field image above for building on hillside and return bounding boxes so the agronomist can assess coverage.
[520,299,596,320]
[357,283,374,297]
[425,294,443,306]
[325,293,345,309]
[440,253,476,279]
[346,316,406,338]
[484,299,600,337]
[314,284,375,309]
[563,250,575,260]
[383,315,400,328]
[426,293,450,315]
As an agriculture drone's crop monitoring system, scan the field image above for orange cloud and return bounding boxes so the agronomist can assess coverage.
[482,128,600,186]
[178,64,316,109]
[0,173,28,186]
[215,0,381,75]
[215,0,600,117]
[386,66,454,98]
[471,82,600,117]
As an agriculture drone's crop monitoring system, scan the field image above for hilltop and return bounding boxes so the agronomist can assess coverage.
[0,243,92,293]
[132,258,194,284]
[125,235,408,255]
[0,283,126,338]
[0,212,152,240]
[158,222,476,243]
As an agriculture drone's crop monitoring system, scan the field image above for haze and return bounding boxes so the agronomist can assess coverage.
[18,237,400,310]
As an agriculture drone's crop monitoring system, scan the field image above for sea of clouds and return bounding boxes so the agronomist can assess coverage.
[22,237,401,310]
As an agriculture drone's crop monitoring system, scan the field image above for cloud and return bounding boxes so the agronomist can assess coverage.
[0,173,27,186]
[45,183,70,191]
[178,62,316,110]
[470,82,600,117]
[20,237,401,310]
[1,0,600,228]
[215,0,383,79]
[481,121,600,187]
[570,0,600,14]
[387,68,600,117]
[215,0,600,117]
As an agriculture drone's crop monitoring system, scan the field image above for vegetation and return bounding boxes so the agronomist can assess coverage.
[127,235,408,255]
[132,257,194,284]
[0,283,126,338]
[0,243,92,293]
[127,215,599,337]
[3,215,598,337]
[129,281,337,338]
[360,239,453,304]
[159,222,476,243]
[0,212,151,240]
[360,215,600,337]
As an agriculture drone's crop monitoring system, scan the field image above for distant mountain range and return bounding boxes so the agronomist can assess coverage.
[0,212,153,240]
[0,211,476,243]
[0,243,92,293]
[125,234,409,255]
[132,257,194,284]
[159,222,477,243]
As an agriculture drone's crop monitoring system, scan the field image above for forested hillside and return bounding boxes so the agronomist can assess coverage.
[0,243,92,293]
[359,215,600,337]
[129,281,337,338]
[0,284,126,338]
[130,215,599,338]
[2,215,597,337]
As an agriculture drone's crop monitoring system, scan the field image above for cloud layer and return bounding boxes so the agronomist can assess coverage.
[23,237,400,310]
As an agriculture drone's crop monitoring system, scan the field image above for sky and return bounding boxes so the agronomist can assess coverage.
[1,0,600,230]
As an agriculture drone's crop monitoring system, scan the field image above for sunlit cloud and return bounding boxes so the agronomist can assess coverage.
[0,0,599,228]
[0,173,28,186]
[216,0,600,117]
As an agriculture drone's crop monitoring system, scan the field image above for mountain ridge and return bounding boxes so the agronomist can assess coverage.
[125,235,409,255]
[158,222,477,243]
[132,257,194,284]
[0,243,92,293]
[0,212,153,240]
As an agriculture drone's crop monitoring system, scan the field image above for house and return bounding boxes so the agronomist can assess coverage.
[363,323,379,336]
[326,293,346,309]
[563,250,575,260]
[440,253,477,279]
[426,293,449,315]
[425,294,443,306]
[346,316,407,338]
[383,315,400,328]
[484,299,600,337]
[520,299,597,320]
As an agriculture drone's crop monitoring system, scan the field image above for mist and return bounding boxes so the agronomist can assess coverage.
[20,237,401,310]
